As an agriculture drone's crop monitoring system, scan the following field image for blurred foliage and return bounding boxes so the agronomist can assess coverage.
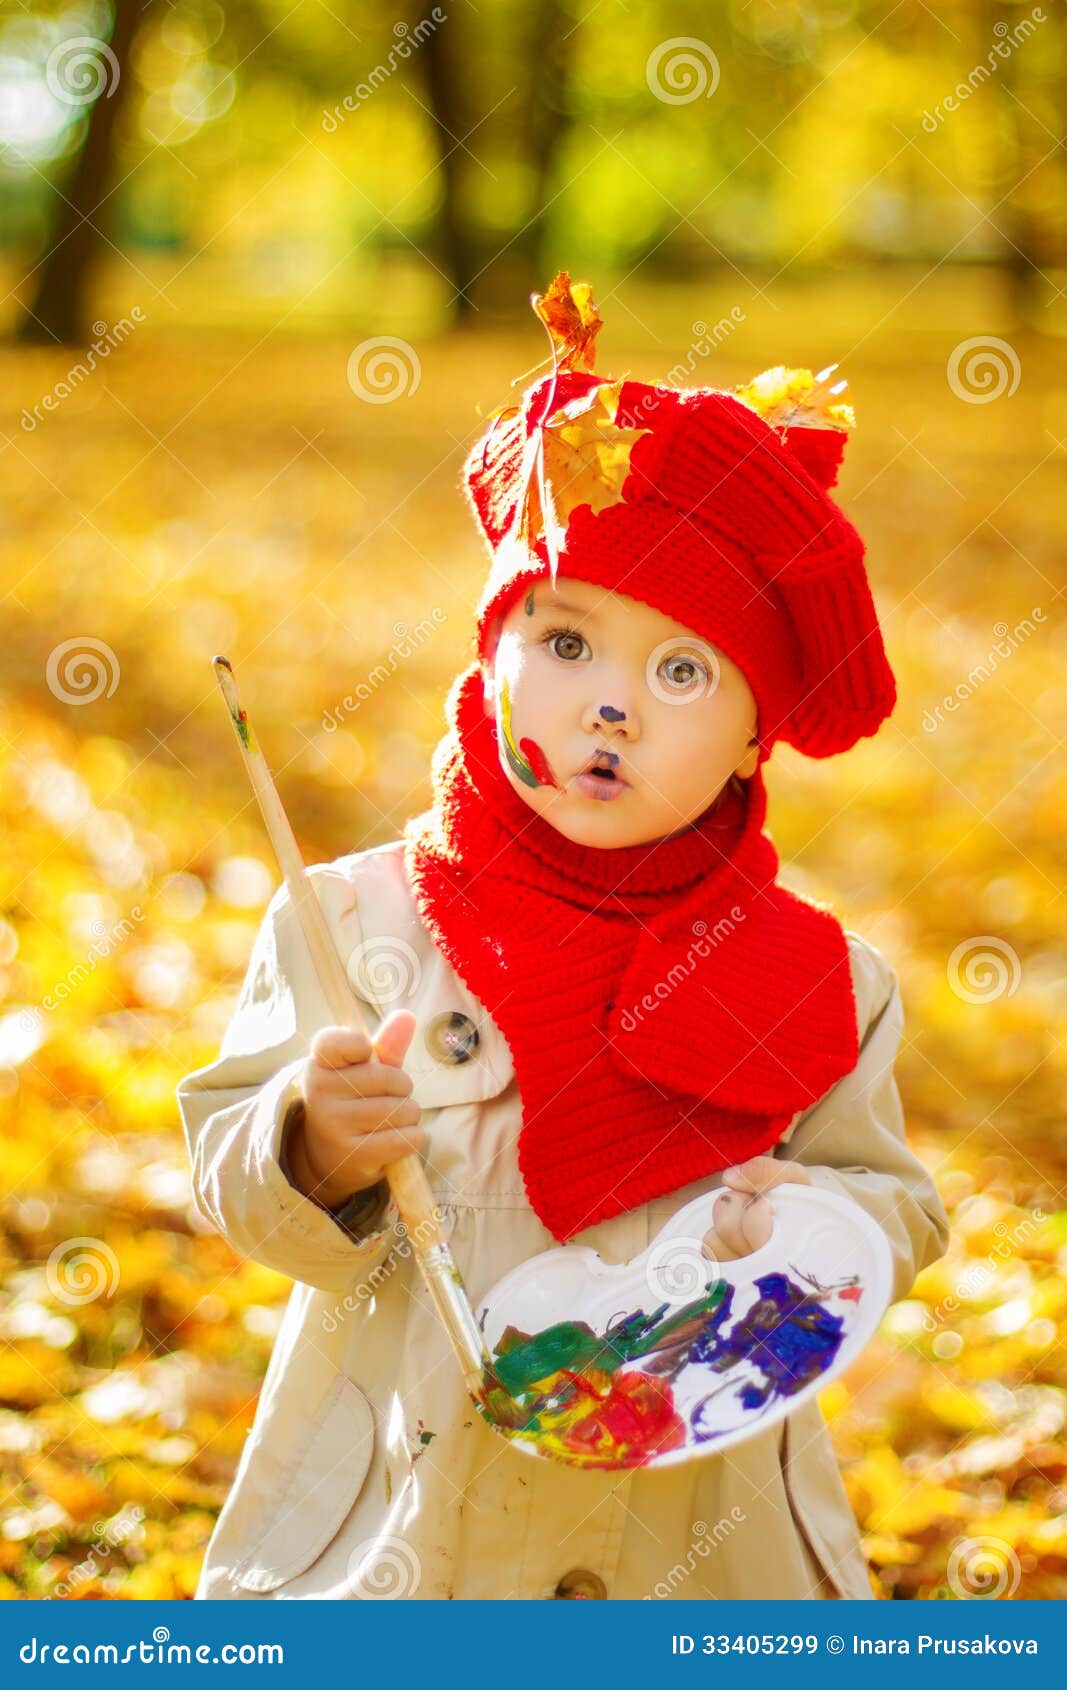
[0,272,1064,1598]
[1,0,1065,332]
[0,0,1065,1605]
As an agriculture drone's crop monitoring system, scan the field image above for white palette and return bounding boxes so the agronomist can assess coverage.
[477,1184,893,1470]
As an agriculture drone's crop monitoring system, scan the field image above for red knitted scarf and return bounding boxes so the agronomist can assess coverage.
[403,663,860,1242]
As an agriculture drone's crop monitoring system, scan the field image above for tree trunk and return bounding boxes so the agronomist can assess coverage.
[419,14,478,320]
[18,0,153,346]
[515,0,571,290]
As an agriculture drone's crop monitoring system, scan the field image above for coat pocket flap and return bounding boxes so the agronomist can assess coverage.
[234,1376,374,1593]
[779,1398,872,1600]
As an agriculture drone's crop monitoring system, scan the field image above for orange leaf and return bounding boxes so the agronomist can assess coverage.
[531,270,603,374]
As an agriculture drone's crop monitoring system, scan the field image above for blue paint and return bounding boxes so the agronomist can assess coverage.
[687,1272,846,1442]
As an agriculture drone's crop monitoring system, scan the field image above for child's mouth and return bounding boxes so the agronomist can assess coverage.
[573,752,628,802]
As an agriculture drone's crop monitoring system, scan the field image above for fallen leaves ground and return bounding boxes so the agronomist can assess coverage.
[0,269,1063,1598]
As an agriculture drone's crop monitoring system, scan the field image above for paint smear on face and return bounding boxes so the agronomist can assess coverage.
[524,589,535,615]
[496,675,560,790]
[518,737,560,789]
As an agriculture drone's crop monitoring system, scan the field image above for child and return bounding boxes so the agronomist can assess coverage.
[177,275,949,1601]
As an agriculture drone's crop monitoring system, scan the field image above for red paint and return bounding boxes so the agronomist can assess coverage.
[519,736,561,790]
[553,1368,686,1466]
[838,1286,863,1303]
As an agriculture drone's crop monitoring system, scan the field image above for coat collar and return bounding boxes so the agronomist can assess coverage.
[330,841,515,1110]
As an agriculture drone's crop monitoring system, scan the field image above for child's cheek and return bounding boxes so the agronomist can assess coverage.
[495,674,561,791]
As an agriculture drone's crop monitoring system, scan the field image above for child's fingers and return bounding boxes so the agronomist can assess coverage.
[701,1228,746,1262]
[371,1008,417,1070]
[721,1155,810,1194]
[309,1013,417,1086]
[310,1024,373,1069]
[702,1191,748,1258]
[312,1060,414,1101]
[336,1123,428,1177]
[738,1193,773,1251]
[702,1190,773,1259]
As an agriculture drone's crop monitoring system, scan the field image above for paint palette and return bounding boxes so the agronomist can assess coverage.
[476,1184,893,1472]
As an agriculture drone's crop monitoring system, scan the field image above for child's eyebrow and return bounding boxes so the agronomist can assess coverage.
[532,595,593,617]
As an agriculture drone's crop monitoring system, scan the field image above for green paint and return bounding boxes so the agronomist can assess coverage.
[491,1283,728,1397]
[497,676,538,788]
[524,589,535,615]
[215,656,254,751]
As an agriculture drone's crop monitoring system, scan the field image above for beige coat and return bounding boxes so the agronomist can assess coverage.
[176,840,949,1602]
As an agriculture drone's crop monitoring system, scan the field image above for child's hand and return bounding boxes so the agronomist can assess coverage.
[286,1009,427,1210]
[700,1155,811,1262]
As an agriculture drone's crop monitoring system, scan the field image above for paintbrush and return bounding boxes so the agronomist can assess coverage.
[212,655,523,1433]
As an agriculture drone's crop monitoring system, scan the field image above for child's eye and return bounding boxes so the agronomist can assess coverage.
[658,651,709,692]
[541,625,590,662]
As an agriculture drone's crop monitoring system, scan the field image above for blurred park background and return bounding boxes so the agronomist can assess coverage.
[0,0,1065,1600]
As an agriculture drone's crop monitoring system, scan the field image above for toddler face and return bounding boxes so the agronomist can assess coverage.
[482,578,760,848]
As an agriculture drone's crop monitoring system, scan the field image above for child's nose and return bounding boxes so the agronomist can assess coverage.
[583,697,640,737]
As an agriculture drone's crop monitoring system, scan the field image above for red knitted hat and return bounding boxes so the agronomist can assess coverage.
[463,273,896,760]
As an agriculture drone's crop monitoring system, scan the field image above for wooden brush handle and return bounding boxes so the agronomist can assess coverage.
[214,658,444,1244]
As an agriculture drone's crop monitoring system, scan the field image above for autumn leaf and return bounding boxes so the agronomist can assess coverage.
[733,363,855,432]
[516,380,651,581]
[531,270,603,374]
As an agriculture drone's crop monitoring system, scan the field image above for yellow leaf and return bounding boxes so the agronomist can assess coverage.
[861,1533,923,1566]
[733,364,855,431]
[923,1379,996,1433]
[519,381,651,573]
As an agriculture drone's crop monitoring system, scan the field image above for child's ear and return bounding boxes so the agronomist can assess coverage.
[735,737,760,780]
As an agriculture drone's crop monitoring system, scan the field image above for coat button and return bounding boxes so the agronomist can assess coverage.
[424,1010,480,1065]
[553,1568,607,1600]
